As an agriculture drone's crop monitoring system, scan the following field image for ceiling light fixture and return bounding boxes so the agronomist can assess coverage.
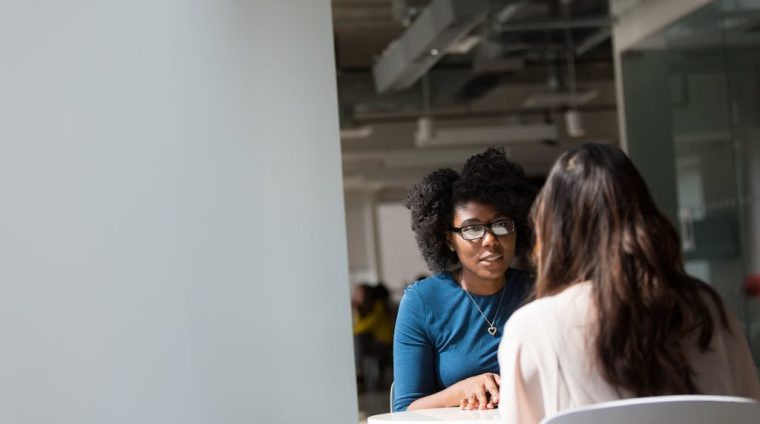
[339,126,373,140]
[414,117,558,147]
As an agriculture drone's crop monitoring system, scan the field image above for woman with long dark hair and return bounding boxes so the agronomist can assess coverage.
[498,143,759,423]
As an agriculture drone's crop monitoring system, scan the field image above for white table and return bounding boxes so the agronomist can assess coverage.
[368,407,500,423]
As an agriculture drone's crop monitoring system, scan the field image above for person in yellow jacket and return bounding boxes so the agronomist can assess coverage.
[352,283,394,390]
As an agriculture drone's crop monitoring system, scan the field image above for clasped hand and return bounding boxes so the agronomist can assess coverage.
[454,372,501,410]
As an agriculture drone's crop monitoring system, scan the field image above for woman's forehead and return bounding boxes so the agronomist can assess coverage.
[452,201,510,221]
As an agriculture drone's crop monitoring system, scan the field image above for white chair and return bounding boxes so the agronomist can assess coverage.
[388,381,394,412]
[541,395,760,424]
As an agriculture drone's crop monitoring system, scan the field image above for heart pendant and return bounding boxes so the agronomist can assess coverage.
[487,326,497,336]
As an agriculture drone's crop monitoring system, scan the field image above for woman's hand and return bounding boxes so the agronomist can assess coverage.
[404,372,501,411]
[453,373,501,410]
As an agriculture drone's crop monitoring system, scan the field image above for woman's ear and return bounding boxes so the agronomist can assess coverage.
[446,233,455,252]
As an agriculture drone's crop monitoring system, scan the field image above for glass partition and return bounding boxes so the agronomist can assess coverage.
[621,0,760,368]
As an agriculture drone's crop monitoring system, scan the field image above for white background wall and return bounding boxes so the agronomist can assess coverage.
[344,191,381,285]
[344,193,429,300]
[0,1,357,423]
[377,203,429,297]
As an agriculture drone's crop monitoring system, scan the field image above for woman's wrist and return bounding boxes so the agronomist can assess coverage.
[407,385,461,410]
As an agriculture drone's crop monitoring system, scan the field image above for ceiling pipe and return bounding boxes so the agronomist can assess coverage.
[575,27,612,56]
[495,15,613,32]
[351,103,618,124]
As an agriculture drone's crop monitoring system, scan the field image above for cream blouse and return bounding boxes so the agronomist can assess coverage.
[497,282,760,424]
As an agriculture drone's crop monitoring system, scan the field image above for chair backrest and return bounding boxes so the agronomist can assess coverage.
[388,381,394,413]
[541,395,760,424]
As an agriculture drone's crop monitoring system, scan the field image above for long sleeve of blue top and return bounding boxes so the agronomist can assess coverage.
[392,269,531,412]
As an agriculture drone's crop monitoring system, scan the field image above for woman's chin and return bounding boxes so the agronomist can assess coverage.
[478,258,507,273]
[477,264,508,280]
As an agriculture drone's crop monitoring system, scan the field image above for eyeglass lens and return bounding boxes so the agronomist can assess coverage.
[460,220,514,240]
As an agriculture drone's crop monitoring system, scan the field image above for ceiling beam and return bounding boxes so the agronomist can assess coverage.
[372,0,489,93]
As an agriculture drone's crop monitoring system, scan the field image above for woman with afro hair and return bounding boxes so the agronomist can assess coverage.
[392,147,536,412]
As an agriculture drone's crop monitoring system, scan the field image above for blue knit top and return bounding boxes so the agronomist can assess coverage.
[392,269,532,412]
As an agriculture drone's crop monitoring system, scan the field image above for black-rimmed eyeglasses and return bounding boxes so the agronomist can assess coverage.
[449,219,516,241]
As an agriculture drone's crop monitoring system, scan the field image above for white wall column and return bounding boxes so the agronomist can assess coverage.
[0,1,357,423]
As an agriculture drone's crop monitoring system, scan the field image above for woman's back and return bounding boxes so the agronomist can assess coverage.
[498,282,760,424]
[497,143,760,423]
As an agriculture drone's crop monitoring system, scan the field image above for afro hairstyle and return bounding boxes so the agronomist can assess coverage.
[405,147,536,273]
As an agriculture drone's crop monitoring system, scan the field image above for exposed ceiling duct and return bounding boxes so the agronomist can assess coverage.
[333,0,617,194]
[372,0,489,93]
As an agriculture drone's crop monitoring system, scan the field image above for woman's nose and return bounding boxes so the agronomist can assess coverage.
[481,228,500,247]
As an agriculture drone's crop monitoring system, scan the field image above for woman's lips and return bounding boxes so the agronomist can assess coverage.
[479,255,504,263]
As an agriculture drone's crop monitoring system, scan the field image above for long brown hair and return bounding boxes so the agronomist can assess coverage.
[531,143,728,396]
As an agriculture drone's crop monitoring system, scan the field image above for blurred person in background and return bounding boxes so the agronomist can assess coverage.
[352,282,394,391]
